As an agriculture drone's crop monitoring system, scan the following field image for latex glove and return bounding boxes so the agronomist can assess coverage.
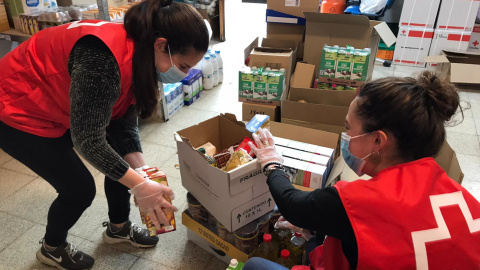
[248,128,284,170]
[275,216,314,241]
[129,179,178,229]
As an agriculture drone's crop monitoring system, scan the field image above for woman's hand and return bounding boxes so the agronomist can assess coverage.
[275,216,314,240]
[248,128,284,170]
[129,179,178,229]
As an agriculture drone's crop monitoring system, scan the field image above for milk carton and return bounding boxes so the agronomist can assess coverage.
[351,49,370,81]
[335,48,353,80]
[319,45,338,78]
[239,67,254,98]
[254,69,268,100]
[267,71,285,101]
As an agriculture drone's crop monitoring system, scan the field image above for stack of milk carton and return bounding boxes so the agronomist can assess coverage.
[162,83,184,121]
[181,69,203,106]
[395,0,479,67]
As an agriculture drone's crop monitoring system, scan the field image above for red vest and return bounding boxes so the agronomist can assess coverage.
[0,21,134,138]
[293,158,480,270]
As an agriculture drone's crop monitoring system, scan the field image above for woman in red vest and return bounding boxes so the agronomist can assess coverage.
[0,0,208,269]
[245,72,480,270]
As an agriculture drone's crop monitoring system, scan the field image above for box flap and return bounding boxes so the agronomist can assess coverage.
[282,100,349,127]
[253,47,293,54]
[304,12,370,26]
[244,38,259,64]
[424,55,450,63]
[261,38,298,51]
[290,63,315,88]
[267,0,321,19]
[289,87,355,107]
[450,63,480,84]
[373,22,396,48]
[270,122,339,149]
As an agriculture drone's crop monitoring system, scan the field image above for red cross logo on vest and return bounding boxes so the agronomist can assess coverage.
[473,40,479,47]
[411,191,480,269]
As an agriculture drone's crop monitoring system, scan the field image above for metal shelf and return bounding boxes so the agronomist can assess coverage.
[0,29,31,43]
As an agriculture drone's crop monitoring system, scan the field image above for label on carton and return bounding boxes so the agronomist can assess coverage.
[254,72,268,100]
[335,50,352,80]
[231,192,274,229]
[267,72,285,101]
[239,71,254,98]
[285,0,300,7]
[351,50,370,81]
[319,46,337,78]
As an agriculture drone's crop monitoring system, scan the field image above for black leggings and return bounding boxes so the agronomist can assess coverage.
[0,121,131,246]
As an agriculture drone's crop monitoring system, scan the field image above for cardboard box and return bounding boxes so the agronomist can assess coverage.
[281,87,355,135]
[437,0,479,31]
[303,13,396,79]
[186,228,235,265]
[266,23,305,58]
[429,29,471,57]
[176,114,339,231]
[468,24,480,52]
[399,0,441,28]
[325,141,464,187]
[267,0,320,20]
[393,27,434,67]
[290,62,315,88]
[242,103,279,122]
[425,50,480,85]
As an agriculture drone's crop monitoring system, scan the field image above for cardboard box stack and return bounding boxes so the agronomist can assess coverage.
[395,0,479,67]
[468,24,480,52]
[177,114,340,263]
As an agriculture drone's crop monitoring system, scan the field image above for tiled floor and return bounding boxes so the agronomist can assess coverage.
[1,1,480,269]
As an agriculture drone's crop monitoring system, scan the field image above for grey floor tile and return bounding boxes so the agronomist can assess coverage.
[0,149,12,166]
[141,122,185,149]
[140,213,213,270]
[0,178,57,223]
[456,154,480,183]
[458,100,473,118]
[129,258,177,270]
[462,179,480,201]
[0,168,36,200]
[93,172,107,197]
[0,212,35,252]
[475,118,480,135]
[445,116,477,135]
[77,240,139,270]
[446,131,480,156]
[141,143,178,168]
[68,195,109,243]
[1,158,37,177]
[471,102,480,119]
[0,224,84,270]
[458,91,471,102]
[468,91,480,104]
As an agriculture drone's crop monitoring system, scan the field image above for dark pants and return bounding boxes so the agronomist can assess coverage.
[0,121,131,246]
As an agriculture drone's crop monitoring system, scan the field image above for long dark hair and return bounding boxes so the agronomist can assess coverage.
[124,0,209,119]
[356,71,462,161]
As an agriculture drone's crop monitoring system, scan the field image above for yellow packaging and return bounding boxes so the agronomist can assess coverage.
[223,149,253,172]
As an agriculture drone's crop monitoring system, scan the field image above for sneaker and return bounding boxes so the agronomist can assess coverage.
[36,240,94,270]
[102,221,159,248]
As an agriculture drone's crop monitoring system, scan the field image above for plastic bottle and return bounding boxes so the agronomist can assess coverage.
[197,148,217,167]
[215,50,223,83]
[211,53,219,87]
[253,234,278,262]
[226,259,245,270]
[202,55,213,90]
[276,249,296,268]
[288,232,306,265]
[272,228,292,257]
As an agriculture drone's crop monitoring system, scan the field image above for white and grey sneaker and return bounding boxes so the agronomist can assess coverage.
[102,221,159,248]
[36,240,94,270]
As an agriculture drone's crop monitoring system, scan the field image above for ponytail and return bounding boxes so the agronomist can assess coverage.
[124,0,209,119]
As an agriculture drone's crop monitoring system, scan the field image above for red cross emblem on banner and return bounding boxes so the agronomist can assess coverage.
[411,192,480,269]
[473,40,479,47]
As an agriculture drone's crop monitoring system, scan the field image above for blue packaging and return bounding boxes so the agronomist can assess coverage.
[245,115,270,134]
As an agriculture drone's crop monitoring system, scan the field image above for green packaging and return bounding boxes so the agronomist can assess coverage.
[254,69,268,100]
[319,45,338,78]
[239,68,254,98]
[267,71,285,101]
[351,48,371,81]
[335,48,353,80]
[317,82,331,90]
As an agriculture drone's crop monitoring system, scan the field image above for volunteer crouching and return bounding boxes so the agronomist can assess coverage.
[244,71,480,270]
[0,0,208,269]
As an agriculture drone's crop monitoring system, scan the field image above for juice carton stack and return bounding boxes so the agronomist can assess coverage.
[316,45,370,90]
[238,67,286,101]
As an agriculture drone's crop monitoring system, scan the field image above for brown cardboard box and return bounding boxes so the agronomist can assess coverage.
[303,13,396,78]
[267,0,321,19]
[281,87,356,135]
[290,62,315,88]
[425,50,480,85]
[266,23,305,59]
[176,113,339,231]
[242,103,279,122]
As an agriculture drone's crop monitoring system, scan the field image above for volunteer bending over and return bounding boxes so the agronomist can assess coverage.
[0,0,208,269]
[244,72,480,270]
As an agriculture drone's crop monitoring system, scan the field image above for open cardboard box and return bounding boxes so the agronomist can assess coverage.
[303,13,396,79]
[266,0,321,21]
[241,38,298,106]
[176,114,339,232]
[425,50,480,85]
[242,103,279,122]
[282,87,356,135]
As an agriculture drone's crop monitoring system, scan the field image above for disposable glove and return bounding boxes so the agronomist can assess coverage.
[248,128,284,170]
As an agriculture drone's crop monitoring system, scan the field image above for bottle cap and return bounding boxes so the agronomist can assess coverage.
[198,148,206,154]
[294,232,302,238]
[281,249,290,259]
[215,50,220,53]
[263,234,272,243]
[230,259,238,267]
[204,56,210,60]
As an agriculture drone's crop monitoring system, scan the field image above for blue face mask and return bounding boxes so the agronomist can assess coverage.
[157,45,188,84]
[341,132,373,176]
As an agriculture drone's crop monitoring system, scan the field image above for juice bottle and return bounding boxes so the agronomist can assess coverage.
[272,228,292,257]
[276,249,296,268]
[288,232,306,265]
[253,234,278,262]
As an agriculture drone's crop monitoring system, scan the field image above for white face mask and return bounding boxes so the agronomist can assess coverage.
[341,132,374,175]
[156,45,188,83]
